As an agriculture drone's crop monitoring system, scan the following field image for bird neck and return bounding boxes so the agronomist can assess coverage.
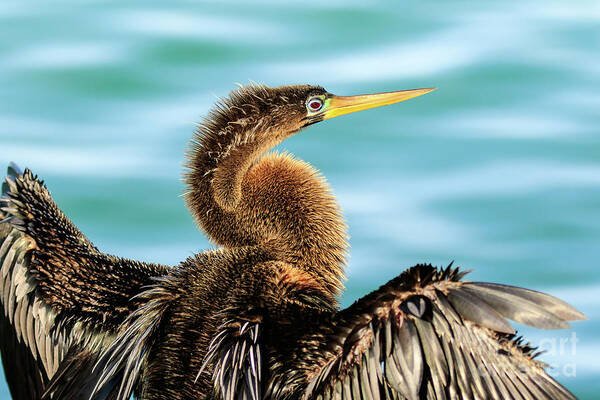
[184,116,348,299]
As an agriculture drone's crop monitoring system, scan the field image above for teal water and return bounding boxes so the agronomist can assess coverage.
[1,0,599,398]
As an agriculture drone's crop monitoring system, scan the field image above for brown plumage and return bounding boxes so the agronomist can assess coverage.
[184,84,347,299]
[0,83,586,400]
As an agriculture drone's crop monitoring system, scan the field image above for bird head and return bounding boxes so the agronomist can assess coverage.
[202,84,435,145]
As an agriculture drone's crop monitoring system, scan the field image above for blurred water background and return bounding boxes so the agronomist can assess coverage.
[1,0,599,397]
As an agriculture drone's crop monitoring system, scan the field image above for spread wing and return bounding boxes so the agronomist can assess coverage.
[0,164,171,399]
[296,264,585,400]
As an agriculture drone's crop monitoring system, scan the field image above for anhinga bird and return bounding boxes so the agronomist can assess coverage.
[0,84,585,400]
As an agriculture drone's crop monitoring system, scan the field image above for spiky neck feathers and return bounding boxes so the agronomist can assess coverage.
[183,84,348,299]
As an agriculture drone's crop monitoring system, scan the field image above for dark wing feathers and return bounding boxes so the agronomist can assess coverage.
[199,318,263,400]
[0,309,46,400]
[90,276,176,400]
[41,347,124,400]
[0,165,171,399]
[302,264,584,400]
[0,164,585,400]
[462,282,584,328]
[446,287,516,334]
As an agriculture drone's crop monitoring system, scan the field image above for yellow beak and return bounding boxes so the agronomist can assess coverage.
[323,88,435,120]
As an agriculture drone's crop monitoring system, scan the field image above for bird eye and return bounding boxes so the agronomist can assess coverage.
[307,98,324,112]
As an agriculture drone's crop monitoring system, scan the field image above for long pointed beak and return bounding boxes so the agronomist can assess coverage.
[323,88,435,120]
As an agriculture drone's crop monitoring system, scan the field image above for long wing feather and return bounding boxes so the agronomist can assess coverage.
[198,317,263,400]
[0,164,172,399]
[297,264,585,400]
